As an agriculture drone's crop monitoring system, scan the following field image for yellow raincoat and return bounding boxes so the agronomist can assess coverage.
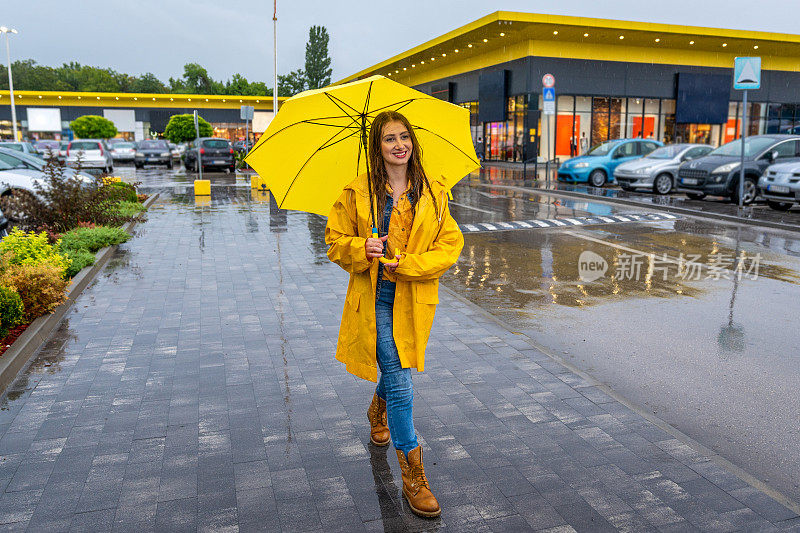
[325,173,464,382]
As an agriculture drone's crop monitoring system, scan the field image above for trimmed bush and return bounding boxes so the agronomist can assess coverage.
[0,263,69,322]
[0,229,70,277]
[0,286,24,339]
[58,226,130,254]
[60,248,96,278]
[113,201,146,219]
[106,181,138,203]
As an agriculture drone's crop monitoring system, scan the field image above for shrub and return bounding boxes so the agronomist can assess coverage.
[0,286,24,339]
[58,226,130,254]
[106,181,138,203]
[113,201,146,219]
[60,248,96,278]
[0,263,69,322]
[0,158,136,233]
[163,114,212,143]
[70,115,117,139]
[0,229,70,277]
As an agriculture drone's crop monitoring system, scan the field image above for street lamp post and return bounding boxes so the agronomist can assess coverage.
[0,27,19,141]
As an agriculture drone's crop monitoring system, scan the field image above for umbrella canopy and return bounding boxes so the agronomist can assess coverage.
[244,75,480,218]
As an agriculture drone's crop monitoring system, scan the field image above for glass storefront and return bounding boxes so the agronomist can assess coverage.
[466,92,792,162]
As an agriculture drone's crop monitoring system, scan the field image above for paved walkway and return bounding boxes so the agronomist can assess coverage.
[0,188,797,532]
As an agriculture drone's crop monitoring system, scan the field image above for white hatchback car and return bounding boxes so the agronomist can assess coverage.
[758,161,800,211]
[66,139,114,172]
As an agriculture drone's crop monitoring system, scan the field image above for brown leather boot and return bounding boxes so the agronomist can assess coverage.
[396,446,441,518]
[367,393,390,446]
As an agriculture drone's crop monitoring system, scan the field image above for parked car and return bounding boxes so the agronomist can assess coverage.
[613,143,713,195]
[135,139,173,169]
[184,137,236,173]
[0,206,8,241]
[168,142,180,161]
[59,141,69,160]
[0,146,94,220]
[33,140,63,161]
[557,139,663,187]
[0,141,42,158]
[677,135,800,205]
[233,140,254,154]
[66,139,114,172]
[110,141,137,163]
[758,161,800,211]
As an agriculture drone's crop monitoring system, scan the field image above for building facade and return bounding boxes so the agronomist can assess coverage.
[0,91,280,142]
[337,12,800,162]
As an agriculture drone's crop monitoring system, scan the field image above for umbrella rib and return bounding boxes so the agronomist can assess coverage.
[366,97,433,116]
[319,128,362,150]
[324,92,362,119]
[362,81,373,116]
[277,124,358,208]
[411,124,481,165]
[246,115,360,158]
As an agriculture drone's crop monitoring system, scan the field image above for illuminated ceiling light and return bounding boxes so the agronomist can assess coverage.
[689,40,695,45]
[115,96,119,100]
[500,32,505,37]
[442,53,446,57]
[468,44,473,48]
[553,31,558,35]
[187,98,191,101]
[133,97,137,100]
[454,49,459,53]
[239,99,242,102]
[222,98,226,102]
[206,98,209,102]
[256,99,260,102]
[387,72,392,76]
[411,64,416,67]
[77,96,81,99]
[38,95,42,99]
[403,67,407,70]
[722,43,727,47]
[152,97,156,101]
[431,57,435,61]
[619,35,624,39]
[584,33,589,37]
[58,96,61,99]
[395,69,400,73]
[754,45,759,49]
[170,97,174,101]
[482,38,488,42]
[655,38,660,42]
[420,60,425,64]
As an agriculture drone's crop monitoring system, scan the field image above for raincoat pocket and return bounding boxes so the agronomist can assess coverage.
[415,281,439,304]
[346,291,361,311]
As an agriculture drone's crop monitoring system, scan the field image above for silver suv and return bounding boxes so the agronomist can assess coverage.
[66,139,114,172]
[758,161,800,211]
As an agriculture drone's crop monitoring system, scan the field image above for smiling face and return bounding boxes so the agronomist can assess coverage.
[380,120,413,170]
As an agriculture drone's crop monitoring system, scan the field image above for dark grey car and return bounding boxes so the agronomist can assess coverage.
[614,143,713,195]
[135,140,173,169]
[184,138,235,173]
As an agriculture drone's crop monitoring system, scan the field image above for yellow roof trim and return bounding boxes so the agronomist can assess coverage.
[0,90,285,111]
[337,11,800,85]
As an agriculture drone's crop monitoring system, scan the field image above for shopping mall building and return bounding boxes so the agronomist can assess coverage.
[0,91,280,142]
[337,11,800,162]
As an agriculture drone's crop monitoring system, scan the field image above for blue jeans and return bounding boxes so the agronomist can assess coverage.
[374,280,418,455]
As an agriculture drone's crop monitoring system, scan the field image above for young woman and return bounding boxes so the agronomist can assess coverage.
[325,110,464,518]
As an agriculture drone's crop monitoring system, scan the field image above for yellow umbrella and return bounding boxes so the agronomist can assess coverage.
[244,75,480,224]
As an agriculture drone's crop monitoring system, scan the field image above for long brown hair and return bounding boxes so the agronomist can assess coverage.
[368,111,438,232]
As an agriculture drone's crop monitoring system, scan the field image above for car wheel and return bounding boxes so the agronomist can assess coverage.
[766,200,793,211]
[589,169,607,187]
[686,192,706,200]
[167,161,174,170]
[653,173,673,195]
[731,177,758,205]
[135,163,143,169]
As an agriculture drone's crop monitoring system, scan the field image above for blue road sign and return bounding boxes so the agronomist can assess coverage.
[734,57,761,90]
[543,87,556,101]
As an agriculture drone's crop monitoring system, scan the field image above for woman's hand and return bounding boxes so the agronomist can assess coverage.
[382,255,402,273]
[365,234,388,261]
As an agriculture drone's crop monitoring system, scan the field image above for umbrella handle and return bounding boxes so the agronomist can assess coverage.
[373,228,400,265]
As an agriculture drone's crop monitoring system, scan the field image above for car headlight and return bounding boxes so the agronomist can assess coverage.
[636,167,654,174]
[135,153,144,157]
[574,162,589,168]
[712,162,739,174]
[160,152,170,157]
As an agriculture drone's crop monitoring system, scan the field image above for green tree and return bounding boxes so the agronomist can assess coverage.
[56,62,125,92]
[70,115,118,139]
[129,73,167,93]
[163,114,213,143]
[0,60,70,91]
[278,69,306,96]
[304,25,332,90]
[169,63,224,94]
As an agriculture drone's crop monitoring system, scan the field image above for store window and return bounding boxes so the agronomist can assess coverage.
[483,96,526,162]
[590,97,623,146]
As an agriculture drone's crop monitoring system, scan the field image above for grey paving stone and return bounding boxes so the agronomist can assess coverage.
[0,188,793,532]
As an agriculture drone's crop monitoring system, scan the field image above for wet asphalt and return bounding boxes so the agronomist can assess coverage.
[113,164,800,506]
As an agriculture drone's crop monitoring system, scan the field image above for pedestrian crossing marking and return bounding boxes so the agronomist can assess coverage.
[458,212,680,233]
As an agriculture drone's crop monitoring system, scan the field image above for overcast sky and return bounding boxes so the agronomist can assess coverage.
[6,0,799,87]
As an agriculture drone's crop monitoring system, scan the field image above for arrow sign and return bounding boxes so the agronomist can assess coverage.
[734,57,761,90]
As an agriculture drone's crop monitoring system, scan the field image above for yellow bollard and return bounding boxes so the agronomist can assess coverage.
[194,195,211,207]
[251,189,269,203]
[194,179,211,196]
[250,176,268,190]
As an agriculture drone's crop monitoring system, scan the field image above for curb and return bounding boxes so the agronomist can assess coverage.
[439,282,800,518]
[0,192,160,396]
[473,182,800,235]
